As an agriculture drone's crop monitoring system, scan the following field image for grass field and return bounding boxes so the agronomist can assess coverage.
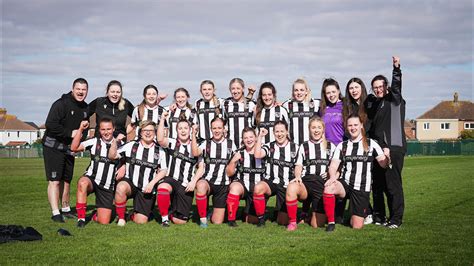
[0,156,473,265]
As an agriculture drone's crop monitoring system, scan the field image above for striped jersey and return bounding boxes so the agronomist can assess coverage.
[164,138,198,187]
[118,141,167,192]
[283,98,320,144]
[332,138,384,192]
[262,141,299,188]
[167,106,195,139]
[199,138,236,185]
[257,105,289,143]
[296,140,336,178]
[193,98,225,140]
[223,98,256,148]
[82,137,118,191]
[131,105,166,134]
[235,149,265,191]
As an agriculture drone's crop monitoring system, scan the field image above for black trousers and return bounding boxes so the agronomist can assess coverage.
[372,150,405,225]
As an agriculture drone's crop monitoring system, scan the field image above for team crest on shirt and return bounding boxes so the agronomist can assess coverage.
[71,110,74,115]
[291,151,297,158]
[227,148,233,155]
[154,153,160,160]
[104,104,107,109]
[309,101,314,109]
[94,155,100,162]
[275,113,280,118]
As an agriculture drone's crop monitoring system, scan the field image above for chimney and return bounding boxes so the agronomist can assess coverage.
[454,92,459,103]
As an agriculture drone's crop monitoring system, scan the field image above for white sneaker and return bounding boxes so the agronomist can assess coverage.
[364,214,373,225]
[117,219,126,226]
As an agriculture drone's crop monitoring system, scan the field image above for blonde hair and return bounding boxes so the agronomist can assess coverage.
[293,78,312,103]
[309,116,327,150]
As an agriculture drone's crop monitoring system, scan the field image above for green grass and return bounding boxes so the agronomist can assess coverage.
[0,156,473,265]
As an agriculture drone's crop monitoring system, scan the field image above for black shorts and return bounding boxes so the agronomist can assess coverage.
[119,178,155,216]
[262,180,287,213]
[339,179,370,217]
[302,175,325,213]
[159,177,194,220]
[204,180,228,209]
[87,177,114,210]
[43,145,75,183]
[232,180,256,216]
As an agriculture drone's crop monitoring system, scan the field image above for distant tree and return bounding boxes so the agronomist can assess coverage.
[460,130,474,139]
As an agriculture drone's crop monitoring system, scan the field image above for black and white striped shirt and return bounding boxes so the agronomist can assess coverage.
[223,98,256,148]
[167,107,195,139]
[165,138,198,187]
[262,141,299,188]
[257,105,289,144]
[235,149,265,191]
[199,138,236,185]
[193,98,225,140]
[131,105,166,127]
[118,141,167,192]
[332,138,384,192]
[296,140,336,178]
[283,99,320,144]
[82,137,118,191]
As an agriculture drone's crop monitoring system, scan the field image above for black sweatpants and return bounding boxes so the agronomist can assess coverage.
[372,150,405,225]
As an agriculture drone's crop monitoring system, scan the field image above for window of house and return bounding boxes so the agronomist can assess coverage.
[465,123,474,129]
[17,131,20,137]
[423,122,430,130]
[441,123,450,130]
[7,132,10,137]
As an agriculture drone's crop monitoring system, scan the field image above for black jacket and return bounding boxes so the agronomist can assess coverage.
[366,66,406,153]
[44,92,89,145]
[88,97,134,137]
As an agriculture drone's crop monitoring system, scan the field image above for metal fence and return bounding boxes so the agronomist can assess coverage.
[1,140,474,158]
[406,140,474,156]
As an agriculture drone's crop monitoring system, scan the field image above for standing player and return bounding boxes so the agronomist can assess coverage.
[42,78,89,222]
[283,78,320,144]
[156,111,204,226]
[319,78,345,145]
[167,88,195,139]
[323,114,388,231]
[253,121,299,227]
[366,56,406,229]
[88,80,134,144]
[109,121,168,226]
[193,80,225,141]
[285,117,336,231]
[127,84,166,139]
[223,78,257,147]
[225,127,265,227]
[255,82,289,144]
[191,117,236,228]
[71,118,118,227]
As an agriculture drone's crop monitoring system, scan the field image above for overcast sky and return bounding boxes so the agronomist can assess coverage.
[1,0,473,124]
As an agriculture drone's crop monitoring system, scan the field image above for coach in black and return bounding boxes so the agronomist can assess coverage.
[43,78,89,222]
[366,56,406,228]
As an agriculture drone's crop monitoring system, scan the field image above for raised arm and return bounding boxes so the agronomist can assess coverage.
[254,128,268,159]
[390,56,402,104]
[191,124,202,157]
[70,121,89,152]
[157,110,169,147]
[108,138,119,160]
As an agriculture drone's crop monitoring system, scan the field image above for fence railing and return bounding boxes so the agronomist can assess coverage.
[1,140,474,158]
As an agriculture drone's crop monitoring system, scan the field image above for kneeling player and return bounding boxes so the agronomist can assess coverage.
[191,117,236,228]
[109,120,167,226]
[323,114,388,231]
[71,118,118,227]
[155,111,204,226]
[225,127,264,227]
[253,121,299,227]
[286,117,336,231]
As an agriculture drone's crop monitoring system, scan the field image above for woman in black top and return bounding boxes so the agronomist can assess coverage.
[88,80,134,143]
